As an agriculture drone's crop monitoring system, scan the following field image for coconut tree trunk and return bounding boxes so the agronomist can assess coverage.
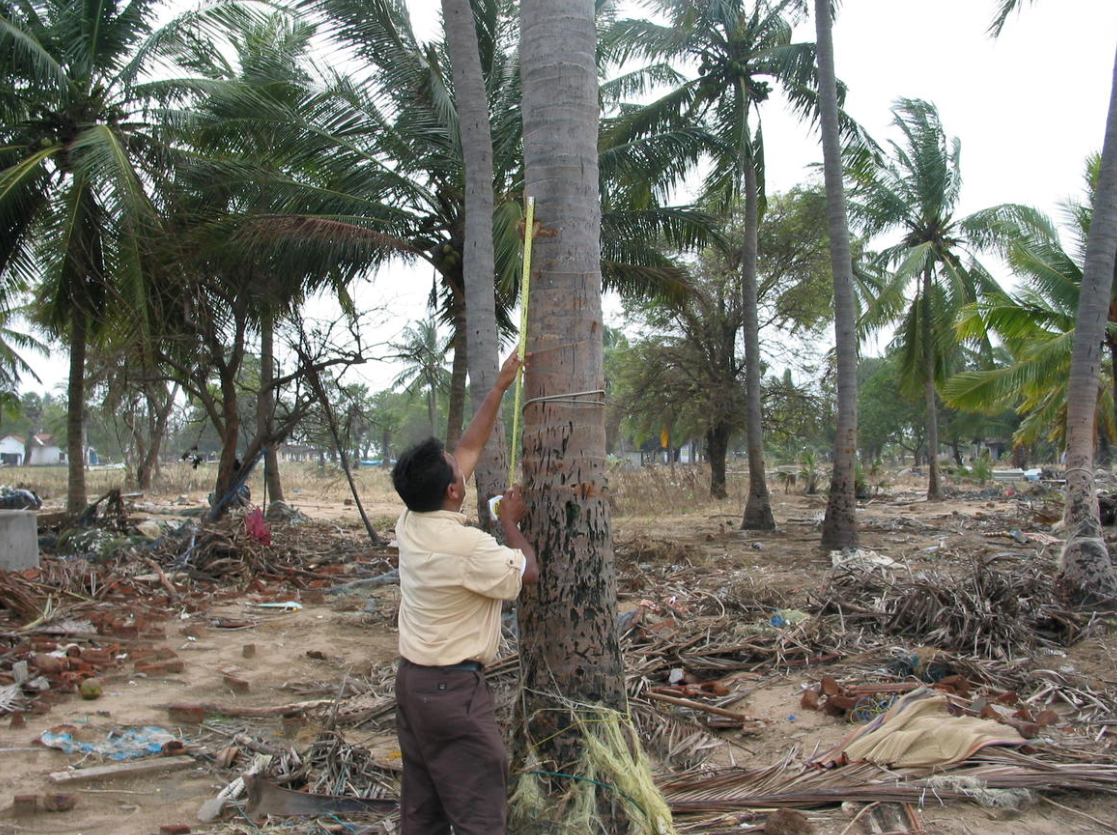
[741,152,775,530]
[259,311,284,504]
[425,374,438,438]
[815,0,859,549]
[515,1,648,829]
[707,423,729,499]
[445,298,468,448]
[66,310,88,515]
[922,269,943,500]
[1059,38,1117,606]
[441,0,508,531]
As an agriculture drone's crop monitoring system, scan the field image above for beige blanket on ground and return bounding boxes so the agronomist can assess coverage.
[839,689,1026,768]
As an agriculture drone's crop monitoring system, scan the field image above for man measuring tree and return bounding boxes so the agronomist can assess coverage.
[390,351,538,835]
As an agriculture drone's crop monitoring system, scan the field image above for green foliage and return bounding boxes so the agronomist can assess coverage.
[942,156,1115,448]
[797,448,821,494]
[857,355,924,463]
[969,452,994,485]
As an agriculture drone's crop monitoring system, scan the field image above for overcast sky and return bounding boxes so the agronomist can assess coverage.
[25,0,1117,395]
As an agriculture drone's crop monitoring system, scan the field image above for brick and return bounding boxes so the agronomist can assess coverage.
[159,825,192,834]
[167,705,206,724]
[13,795,37,816]
[241,644,256,659]
[135,659,185,675]
[222,674,250,694]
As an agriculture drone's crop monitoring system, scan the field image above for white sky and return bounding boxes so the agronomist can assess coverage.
[25,0,1117,395]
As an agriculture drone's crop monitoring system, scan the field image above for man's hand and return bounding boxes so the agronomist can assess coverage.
[498,485,528,526]
[495,352,527,392]
[453,353,529,482]
[498,484,538,585]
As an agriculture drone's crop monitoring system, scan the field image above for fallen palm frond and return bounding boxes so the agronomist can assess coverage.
[657,748,1117,817]
[303,731,399,800]
[0,571,43,622]
[816,558,1084,659]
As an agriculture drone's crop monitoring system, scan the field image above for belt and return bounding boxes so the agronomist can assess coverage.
[403,659,483,672]
[443,660,483,671]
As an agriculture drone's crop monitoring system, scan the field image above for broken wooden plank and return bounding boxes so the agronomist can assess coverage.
[48,755,195,785]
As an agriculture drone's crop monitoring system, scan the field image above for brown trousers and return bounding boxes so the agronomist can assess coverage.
[395,659,509,835]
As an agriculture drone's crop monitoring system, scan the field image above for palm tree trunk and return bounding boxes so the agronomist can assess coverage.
[815,0,859,549]
[445,300,468,449]
[922,269,943,500]
[741,152,775,530]
[259,311,284,504]
[1059,37,1117,606]
[515,1,638,828]
[425,374,438,438]
[707,424,729,499]
[442,0,508,531]
[66,310,89,515]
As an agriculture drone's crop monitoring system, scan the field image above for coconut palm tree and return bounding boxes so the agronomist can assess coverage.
[991,0,1117,606]
[853,98,1031,500]
[305,0,719,443]
[511,0,664,830]
[0,0,173,513]
[601,0,842,531]
[440,0,508,517]
[944,158,1117,453]
[390,317,450,437]
[152,9,391,513]
[812,0,858,548]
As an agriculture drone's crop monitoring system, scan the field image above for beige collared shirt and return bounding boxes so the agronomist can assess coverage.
[396,509,525,666]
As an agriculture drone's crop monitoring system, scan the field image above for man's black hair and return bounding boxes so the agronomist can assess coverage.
[392,437,453,512]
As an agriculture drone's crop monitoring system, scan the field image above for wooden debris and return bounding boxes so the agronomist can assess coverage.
[48,755,195,785]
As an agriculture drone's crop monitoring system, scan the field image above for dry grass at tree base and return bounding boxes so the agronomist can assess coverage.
[5,463,1117,835]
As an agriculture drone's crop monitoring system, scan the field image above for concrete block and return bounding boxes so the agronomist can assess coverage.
[0,510,38,571]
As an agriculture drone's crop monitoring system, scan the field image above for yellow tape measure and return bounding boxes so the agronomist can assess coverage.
[508,195,535,486]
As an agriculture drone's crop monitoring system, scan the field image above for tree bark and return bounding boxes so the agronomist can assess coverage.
[516,0,631,824]
[441,0,508,531]
[136,383,175,490]
[445,298,468,448]
[259,311,284,504]
[1060,37,1117,606]
[922,269,943,500]
[706,423,729,499]
[741,153,775,530]
[65,309,88,515]
[815,0,859,550]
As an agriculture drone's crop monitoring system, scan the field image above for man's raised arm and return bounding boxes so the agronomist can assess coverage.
[452,353,523,481]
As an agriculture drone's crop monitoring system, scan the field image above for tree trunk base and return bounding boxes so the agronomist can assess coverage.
[509,706,675,835]
[1056,520,1117,610]
[741,502,776,531]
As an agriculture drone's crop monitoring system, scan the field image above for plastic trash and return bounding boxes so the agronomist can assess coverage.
[39,726,178,760]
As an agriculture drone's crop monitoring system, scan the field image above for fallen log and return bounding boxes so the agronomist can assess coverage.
[49,755,195,784]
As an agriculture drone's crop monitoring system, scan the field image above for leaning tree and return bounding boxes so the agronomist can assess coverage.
[991,1,1117,606]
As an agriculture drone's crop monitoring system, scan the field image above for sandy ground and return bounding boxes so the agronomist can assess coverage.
[4,466,1116,834]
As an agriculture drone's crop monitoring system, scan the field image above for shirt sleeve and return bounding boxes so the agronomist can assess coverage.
[463,530,525,600]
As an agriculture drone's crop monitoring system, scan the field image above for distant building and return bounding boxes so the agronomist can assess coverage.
[277,443,320,463]
[27,434,66,466]
[0,435,24,466]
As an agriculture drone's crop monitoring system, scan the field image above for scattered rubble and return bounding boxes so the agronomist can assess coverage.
[3,477,1117,833]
